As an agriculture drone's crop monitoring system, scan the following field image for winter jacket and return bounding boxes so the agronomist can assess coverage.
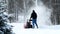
[31,11,37,19]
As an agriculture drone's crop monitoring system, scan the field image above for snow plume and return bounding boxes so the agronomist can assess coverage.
[17,0,53,26]
[26,0,53,26]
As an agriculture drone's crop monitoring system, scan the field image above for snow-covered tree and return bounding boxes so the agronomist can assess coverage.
[0,0,13,34]
[0,12,14,34]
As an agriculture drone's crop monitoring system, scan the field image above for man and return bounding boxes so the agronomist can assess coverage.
[30,10,38,28]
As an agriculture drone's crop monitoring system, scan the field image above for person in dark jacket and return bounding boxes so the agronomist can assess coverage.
[30,10,38,28]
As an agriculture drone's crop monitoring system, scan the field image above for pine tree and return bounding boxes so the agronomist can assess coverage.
[0,0,13,34]
[0,12,13,34]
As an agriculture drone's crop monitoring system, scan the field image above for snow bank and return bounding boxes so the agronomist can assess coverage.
[9,23,60,34]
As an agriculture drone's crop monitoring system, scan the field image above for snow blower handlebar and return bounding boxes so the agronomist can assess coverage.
[29,18,32,21]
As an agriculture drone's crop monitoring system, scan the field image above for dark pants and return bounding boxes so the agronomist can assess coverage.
[32,19,38,28]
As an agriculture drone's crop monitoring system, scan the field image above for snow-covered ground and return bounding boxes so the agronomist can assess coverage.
[9,23,60,34]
